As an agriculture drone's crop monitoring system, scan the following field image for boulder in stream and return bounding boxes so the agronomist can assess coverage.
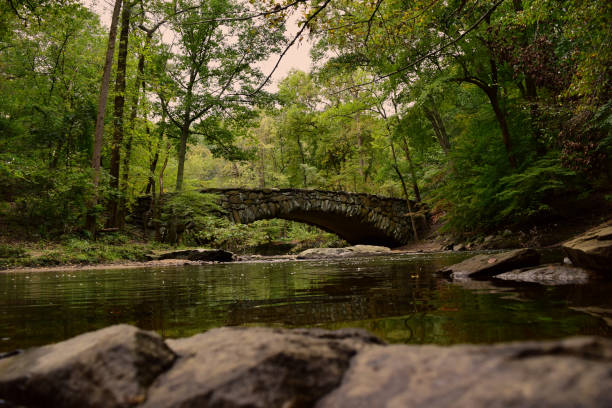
[155,248,235,262]
[563,223,612,273]
[296,245,391,259]
[142,327,381,408]
[317,336,612,408]
[441,248,541,278]
[495,264,595,285]
[0,325,176,408]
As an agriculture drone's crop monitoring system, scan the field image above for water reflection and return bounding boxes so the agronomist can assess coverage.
[0,253,610,351]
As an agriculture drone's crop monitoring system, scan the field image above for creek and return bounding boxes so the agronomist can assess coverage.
[1,252,611,352]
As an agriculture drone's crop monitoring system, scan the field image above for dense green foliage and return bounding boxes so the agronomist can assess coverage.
[0,0,610,254]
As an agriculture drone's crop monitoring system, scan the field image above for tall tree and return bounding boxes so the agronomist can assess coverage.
[154,0,282,191]
[87,0,123,234]
[107,2,131,228]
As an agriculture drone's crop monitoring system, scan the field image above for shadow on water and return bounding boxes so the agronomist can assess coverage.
[0,252,610,351]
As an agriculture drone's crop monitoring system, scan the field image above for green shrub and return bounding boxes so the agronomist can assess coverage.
[0,244,26,258]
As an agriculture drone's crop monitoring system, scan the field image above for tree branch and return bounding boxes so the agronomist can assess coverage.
[330,0,506,95]
[364,0,384,47]
[249,0,333,96]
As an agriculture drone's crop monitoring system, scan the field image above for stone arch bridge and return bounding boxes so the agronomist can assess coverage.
[136,188,424,247]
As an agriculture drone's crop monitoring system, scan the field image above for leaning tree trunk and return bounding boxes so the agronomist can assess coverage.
[400,135,422,202]
[389,137,419,241]
[422,104,450,154]
[107,4,131,228]
[87,0,123,235]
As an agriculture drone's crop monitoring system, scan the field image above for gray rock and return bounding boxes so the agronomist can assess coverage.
[317,336,612,408]
[495,264,595,285]
[563,223,612,272]
[297,245,391,259]
[2,324,612,408]
[0,325,176,408]
[453,243,466,251]
[156,249,235,262]
[441,248,541,278]
[142,327,381,408]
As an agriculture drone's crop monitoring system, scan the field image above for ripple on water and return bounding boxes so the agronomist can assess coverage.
[0,252,610,350]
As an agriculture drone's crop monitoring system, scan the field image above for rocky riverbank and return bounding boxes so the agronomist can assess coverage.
[441,221,611,284]
[0,324,611,407]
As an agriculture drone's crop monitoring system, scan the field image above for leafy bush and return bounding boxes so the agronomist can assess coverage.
[0,244,27,258]
[158,191,224,245]
[437,154,579,234]
[0,157,96,237]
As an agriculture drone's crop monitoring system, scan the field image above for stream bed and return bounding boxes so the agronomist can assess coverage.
[1,252,611,351]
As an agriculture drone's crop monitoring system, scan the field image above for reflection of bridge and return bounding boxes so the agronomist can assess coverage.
[137,188,425,247]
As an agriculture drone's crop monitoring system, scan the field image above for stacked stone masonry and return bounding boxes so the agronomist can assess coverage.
[207,188,421,247]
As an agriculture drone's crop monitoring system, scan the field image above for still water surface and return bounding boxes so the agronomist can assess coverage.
[1,252,611,351]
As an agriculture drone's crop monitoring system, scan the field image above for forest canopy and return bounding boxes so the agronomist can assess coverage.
[0,0,610,244]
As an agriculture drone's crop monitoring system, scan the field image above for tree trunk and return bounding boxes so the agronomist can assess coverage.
[258,145,266,188]
[355,112,366,182]
[175,80,193,191]
[390,140,419,241]
[485,86,516,168]
[117,123,134,228]
[87,0,123,235]
[117,32,152,225]
[422,104,450,154]
[400,135,422,202]
[295,133,307,187]
[107,4,131,228]
[145,116,165,196]
[176,122,190,191]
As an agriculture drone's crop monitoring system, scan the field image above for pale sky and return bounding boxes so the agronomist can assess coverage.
[84,0,313,91]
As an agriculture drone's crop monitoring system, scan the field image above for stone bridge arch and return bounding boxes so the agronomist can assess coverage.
[201,188,422,247]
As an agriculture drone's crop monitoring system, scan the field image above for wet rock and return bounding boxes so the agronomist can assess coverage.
[495,264,595,285]
[0,325,176,408]
[296,245,391,259]
[156,249,235,262]
[143,327,381,408]
[563,223,612,272]
[441,248,541,278]
[317,336,612,408]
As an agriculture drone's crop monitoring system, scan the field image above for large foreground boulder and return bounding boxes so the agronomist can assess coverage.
[495,264,595,285]
[317,336,612,408]
[145,328,380,408]
[0,325,176,408]
[297,245,391,259]
[142,327,381,408]
[563,223,612,272]
[441,248,541,278]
